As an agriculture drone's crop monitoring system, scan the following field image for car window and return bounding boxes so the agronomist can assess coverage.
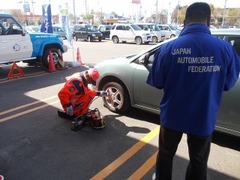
[0,17,22,35]
[125,25,131,31]
[111,25,116,30]
[148,50,156,64]
[130,24,142,31]
[213,34,240,56]
[116,25,123,30]
[79,27,86,31]
[106,26,111,30]
[75,26,81,31]
[229,37,240,56]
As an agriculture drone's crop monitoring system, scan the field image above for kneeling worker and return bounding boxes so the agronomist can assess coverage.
[58,68,108,129]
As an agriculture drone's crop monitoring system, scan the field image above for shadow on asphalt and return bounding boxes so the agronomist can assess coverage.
[123,107,240,151]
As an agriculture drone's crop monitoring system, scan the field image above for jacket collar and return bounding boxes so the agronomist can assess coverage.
[179,23,211,37]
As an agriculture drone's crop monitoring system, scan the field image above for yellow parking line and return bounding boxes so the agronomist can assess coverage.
[0,96,58,116]
[128,151,158,180]
[0,100,59,123]
[90,126,160,180]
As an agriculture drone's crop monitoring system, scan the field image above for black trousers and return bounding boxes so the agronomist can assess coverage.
[155,126,212,180]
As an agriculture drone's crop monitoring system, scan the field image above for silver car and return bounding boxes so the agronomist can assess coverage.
[96,29,240,137]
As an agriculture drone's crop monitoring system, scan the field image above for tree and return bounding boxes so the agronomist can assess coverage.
[83,14,94,24]
[10,10,25,24]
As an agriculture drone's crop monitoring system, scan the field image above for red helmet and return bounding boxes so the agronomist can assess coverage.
[88,68,100,85]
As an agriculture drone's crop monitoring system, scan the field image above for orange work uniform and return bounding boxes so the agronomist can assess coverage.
[58,77,97,117]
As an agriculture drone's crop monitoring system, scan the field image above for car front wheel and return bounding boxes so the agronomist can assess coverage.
[102,81,130,113]
[112,36,119,44]
[42,47,64,70]
[152,36,158,43]
[135,37,142,45]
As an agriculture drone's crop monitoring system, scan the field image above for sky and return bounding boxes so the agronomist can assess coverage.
[0,0,240,17]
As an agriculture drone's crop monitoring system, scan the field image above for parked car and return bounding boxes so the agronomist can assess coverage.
[95,29,240,137]
[93,24,112,39]
[110,23,152,45]
[135,23,165,43]
[52,25,67,40]
[25,25,40,33]
[72,24,103,42]
[157,24,180,40]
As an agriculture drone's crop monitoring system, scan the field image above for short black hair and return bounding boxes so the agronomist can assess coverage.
[184,2,211,24]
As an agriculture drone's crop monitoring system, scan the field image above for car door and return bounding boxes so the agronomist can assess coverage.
[79,26,87,40]
[132,47,163,112]
[215,35,240,134]
[124,25,135,41]
[159,25,171,39]
[0,17,32,64]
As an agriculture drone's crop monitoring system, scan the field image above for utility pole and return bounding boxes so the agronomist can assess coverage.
[85,0,88,15]
[31,0,35,24]
[73,0,76,24]
[221,0,227,27]
[156,0,158,23]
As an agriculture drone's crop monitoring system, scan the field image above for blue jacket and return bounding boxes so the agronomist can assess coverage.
[147,23,240,136]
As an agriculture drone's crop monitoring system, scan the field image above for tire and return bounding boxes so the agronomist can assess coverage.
[152,36,158,43]
[42,47,63,70]
[102,82,130,113]
[112,36,119,44]
[170,34,176,38]
[135,37,142,45]
[87,36,91,42]
[74,36,78,41]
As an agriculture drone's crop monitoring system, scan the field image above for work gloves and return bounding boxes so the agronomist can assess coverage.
[66,105,74,116]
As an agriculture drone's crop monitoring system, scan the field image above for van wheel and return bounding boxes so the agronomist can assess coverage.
[112,36,119,44]
[135,37,142,45]
[74,36,78,41]
[152,36,158,43]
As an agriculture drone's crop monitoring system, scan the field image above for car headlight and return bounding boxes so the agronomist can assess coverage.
[92,34,96,36]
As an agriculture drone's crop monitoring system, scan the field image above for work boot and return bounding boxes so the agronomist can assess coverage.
[57,110,74,120]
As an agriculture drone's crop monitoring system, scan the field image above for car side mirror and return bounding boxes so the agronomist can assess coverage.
[22,30,26,36]
[139,53,149,66]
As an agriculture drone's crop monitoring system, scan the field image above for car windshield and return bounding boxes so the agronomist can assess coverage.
[85,25,94,31]
[169,25,178,30]
[130,24,142,31]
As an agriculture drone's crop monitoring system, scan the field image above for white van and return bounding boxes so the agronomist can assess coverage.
[135,23,164,43]
[110,23,151,45]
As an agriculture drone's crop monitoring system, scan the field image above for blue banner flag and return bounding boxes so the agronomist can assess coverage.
[40,4,53,33]
[59,8,72,43]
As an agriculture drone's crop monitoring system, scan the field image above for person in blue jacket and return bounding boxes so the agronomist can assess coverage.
[147,2,240,180]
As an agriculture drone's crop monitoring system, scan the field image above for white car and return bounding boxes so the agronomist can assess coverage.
[135,23,165,43]
[158,24,180,40]
[110,23,152,45]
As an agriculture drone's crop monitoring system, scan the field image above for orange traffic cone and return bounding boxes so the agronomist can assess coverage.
[48,51,57,72]
[76,47,84,65]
